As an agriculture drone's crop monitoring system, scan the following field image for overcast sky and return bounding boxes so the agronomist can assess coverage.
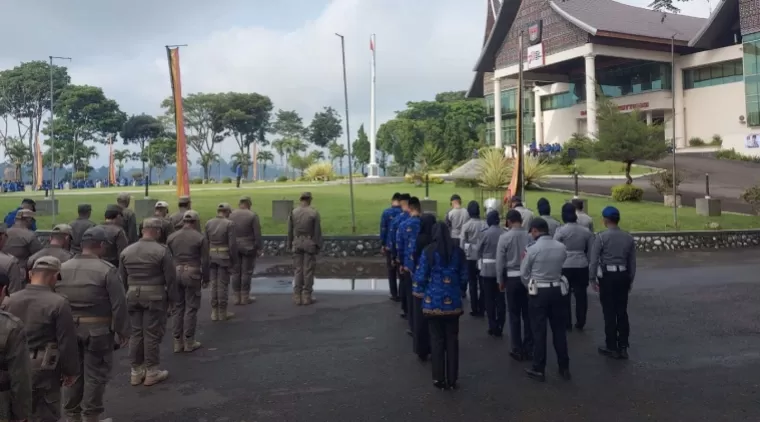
[0,0,712,166]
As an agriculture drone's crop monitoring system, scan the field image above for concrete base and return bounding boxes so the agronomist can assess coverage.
[134,199,157,220]
[367,163,379,178]
[35,199,58,216]
[664,194,682,208]
[272,200,294,222]
[420,200,438,215]
[696,197,722,216]
[565,197,588,214]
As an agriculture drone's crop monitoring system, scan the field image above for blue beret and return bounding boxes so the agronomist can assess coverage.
[602,206,620,219]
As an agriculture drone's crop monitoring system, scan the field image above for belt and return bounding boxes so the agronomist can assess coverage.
[176,264,200,270]
[74,316,111,324]
[210,247,229,252]
[295,235,312,239]
[127,285,164,292]
[481,258,496,264]
[604,265,627,272]
[535,281,563,288]
[507,270,521,277]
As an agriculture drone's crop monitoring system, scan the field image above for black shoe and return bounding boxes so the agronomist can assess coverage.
[574,324,584,331]
[509,349,524,361]
[566,325,573,332]
[447,381,459,390]
[406,329,413,337]
[493,331,503,338]
[433,380,447,390]
[598,346,621,359]
[469,310,479,317]
[559,368,572,381]
[487,328,495,337]
[399,313,407,319]
[524,368,546,382]
[523,349,534,360]
[390,296,401,302]
[618,347,629,360]
[417,353,429,362]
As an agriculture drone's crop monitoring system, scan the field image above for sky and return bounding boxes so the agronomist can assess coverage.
[0,0,712,167]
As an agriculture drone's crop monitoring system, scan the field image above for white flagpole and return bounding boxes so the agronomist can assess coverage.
[368,34,379,177]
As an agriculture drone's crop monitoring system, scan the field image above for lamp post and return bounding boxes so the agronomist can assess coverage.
[49,55,71,225]
[670,33,678,228]
[335,33,357,234]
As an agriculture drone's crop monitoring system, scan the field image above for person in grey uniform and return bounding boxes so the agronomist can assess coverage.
[27,224,74,274]
[70,204,96,254]
[0,268,33,422]
[555,203,594,331]
[509,196,534,229]
[99,206,129,271]
[476,210,506,337]
[287,192,323,306]
[229,196,263,306]
[116,193,139,244]
[460,201,487,317]
[590,206,636,360]
[58,226,129,422]
[572,199,594,232]
[521,218,570,382]
[205,203,238,320]
[3,209,43,278]
[496,210,533,361]
[445,194,470,297]
[536,198,560,236]
[0,225,25,294]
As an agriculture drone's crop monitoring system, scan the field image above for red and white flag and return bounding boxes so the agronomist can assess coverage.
[370,37,374,51]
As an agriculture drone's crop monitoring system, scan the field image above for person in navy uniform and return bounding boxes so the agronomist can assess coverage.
[554,203,594,331]
[409,213,436,360]
[477,210,506,337]
[398,197,422,336]
[589,206,636,360]
[389,194,411,317]
[380,193,403,301]
[4,198,37,232]
[521,218,570,382]
[413,222,467,390]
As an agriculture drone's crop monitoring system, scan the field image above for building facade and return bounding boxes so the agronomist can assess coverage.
[467,0,760,156]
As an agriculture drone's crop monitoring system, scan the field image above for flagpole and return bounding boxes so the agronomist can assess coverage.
[368,34,378,178]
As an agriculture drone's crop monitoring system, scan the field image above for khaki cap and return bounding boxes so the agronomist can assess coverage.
[16,209,35,219]
[300,192,312,200]
[117,193,131,202]
[81,227,107,242]
[77,204,92,213]
[106,204,123,212]
[31,256,62,274]
[239,196,252,204]
[178,196,191,205]
[217,203,232,211]
[183,210,199,222]
[142,217,163,229]
[52,224,73,235]
[155,201,169,209]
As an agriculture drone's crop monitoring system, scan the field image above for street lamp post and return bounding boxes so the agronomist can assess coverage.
[49,55,71,225]
[335,33,357,234]
[670,34,678,228]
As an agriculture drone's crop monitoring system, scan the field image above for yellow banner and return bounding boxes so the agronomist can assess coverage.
[167,47,191,197]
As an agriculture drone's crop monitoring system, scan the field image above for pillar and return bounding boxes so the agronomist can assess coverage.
[493,77,503,149]
[584,53,597,138]
[534,87,544,145]
[646,111,653,126]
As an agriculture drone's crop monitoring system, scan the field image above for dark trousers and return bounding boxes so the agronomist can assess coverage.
[599,272,632,350]
[562,267,589,328]
[529,286,570,373]
[386,254,399,299]
[402,272,414,331]
[506,277,532,352]
[467,261,484,314]
[236,176,241,187]
[412,297,431,358]
[398,263,408,315]
[482,276,506,333]
[428,315,460,384]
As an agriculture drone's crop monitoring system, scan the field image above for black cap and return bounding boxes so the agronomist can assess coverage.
[506,209,523,224]
[529,217,549,233]
[450,194,461,202]
[408,196,421,209]
[392,192,401,201]
[104,206,122,219]
[399,193,411,202]
[21,198,36,206]
[78,204,92,213]
[82,227,108,242]
[571,198,585,211]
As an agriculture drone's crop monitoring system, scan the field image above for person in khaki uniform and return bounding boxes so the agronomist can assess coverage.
[116,193,139,244]
[229,196,262,306]
[2,256,80,422]
[119,218,176,387]
[99,206,129,272]
[138,201,174,244]
[2,209,43,278]
[28,224,74,274]
[169,196,200,232]
[0,270,33,422]
[205,203,238,321]
[57,226,129,422]
[0,224,25,294]
[287,192,323,306]
[167,211,209,353]
[70,204,97,254]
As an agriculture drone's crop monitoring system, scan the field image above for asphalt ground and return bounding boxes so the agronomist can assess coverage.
[104,249,760,422]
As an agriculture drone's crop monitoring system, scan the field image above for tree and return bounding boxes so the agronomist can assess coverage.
[6,138,31,181]
[256,150,274,179]
[649,0,686,12]
[377,118,423,173]
[328,142,347,173]
[307,106,342,148]
[121,114,163,187]
[113,149,131,179]
[434,91,467,102]
[378,149,389,176]
[594,96,669,184]
[288,153,315,177]
[352,124,371,174]
[309,150,325,162]
[219,92,273,168]
[272,139,287,169]
[197,151,220,179]
[41,137,98,175]
[144,137,176,183]
[230,151,252,178]
[272,109,306,177]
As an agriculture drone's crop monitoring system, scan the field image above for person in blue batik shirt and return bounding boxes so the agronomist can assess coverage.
[398,197,422,336]
[389,193,411,317]
[413,222,467,390]
[409,212,436,361]
[4,198,37,232]
[379,192,402,301]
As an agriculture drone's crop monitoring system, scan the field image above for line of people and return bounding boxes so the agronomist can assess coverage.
[380,193,637,389]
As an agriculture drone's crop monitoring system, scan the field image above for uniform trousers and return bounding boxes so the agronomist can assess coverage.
[482,276,505,334]
[31,371,61,422]
[529,286,570,373]
[402,272,414,332]
[467,260,484,315]
[397,260,408,315]
[562,267,589,329]
[292,251,316,297]
[173,266,202,340]
[506,276,533,353]
[598,271,632,350]
[127,296,167,369]
[210,262,231,308]
[385,253,399,299]
[231,252,256,296]
[63,330,114,419]
[428,315,459,384]
[412,296,431,358]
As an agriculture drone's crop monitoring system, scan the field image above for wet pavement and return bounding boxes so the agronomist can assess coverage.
[104,249,760,421]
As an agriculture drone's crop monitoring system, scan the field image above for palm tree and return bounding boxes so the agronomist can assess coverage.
[309,150,325,162]
[256,150,274,179]
[197,151,220,181]
[6,139,31,181]
[283,138,307,178]
[71,144,99,178]
[231,152,252,179]
[114,149,131,179]
[328,142,347,173]
[272,139,286,169]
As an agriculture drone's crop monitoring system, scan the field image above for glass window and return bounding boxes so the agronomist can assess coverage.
[746,37,760,127]
[683,59,744,90]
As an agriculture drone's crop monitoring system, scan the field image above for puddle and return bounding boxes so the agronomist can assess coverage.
[251,277,390,294]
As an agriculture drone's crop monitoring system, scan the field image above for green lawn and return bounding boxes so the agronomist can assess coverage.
[547,158,655,176]
[3,182,758,234]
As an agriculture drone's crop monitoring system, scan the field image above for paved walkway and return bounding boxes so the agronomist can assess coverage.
[103,249,760,421]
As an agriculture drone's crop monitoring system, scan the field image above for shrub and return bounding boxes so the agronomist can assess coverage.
[404,174,444,184]
[222,176,232,183]
[163,179,172,185]
[276,175,289,182]
[454,178,479,188]
[611,184,644,202]
[304,162,335,181]
[523,156,551,187]
[710,134,723,146]
[191,177,203,184]
[740,185,760,215]
[649,169,685,195]
[131,172,143,181]
[564,133,594,158]
[716,148,760,163]
[477,147,512,190]
[688,137,705,147]
[73,171,87,180]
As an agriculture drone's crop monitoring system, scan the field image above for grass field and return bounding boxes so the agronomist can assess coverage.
[546,159,655,176]
[2,182,758,234]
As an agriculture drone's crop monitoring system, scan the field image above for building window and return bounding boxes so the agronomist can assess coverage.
[485,94,495,116]
[744,36,760,126]
[595,61,671,97]
[540,83,583,111]
[683,60,743,89]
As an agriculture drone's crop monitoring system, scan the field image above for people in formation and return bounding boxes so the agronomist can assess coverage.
[477,210,506,337]
[459,201,486,317]
[286,192,323,306]
[380,193,402,302]
[229,196,263,306]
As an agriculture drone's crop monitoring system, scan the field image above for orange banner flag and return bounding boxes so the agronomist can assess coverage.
[34,133,43,189]
[108,137,117,185]
[167,46,191,197]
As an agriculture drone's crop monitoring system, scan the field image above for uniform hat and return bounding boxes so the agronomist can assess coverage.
[450,194,462,202]
[82,227,108,242]
[106,204,123,213]
[77,204,92,213]
[31,256,62,279]
[239,196,252,204]
[178,196,191,205]
[154,201,169,209]
[602,206,620,219]
[300,192,312,200]
[16,209,35,219]
[142,217,163,229]
[117,193,132,202]
[217,203,232,212]
[183,210,199,221]
[52,224,73,235]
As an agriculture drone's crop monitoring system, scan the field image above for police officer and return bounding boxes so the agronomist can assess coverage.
[521,218,570,382]
[0,268,32,421]
[379,193,402,301]
[205,203,237,320]
[3,256,80,421]
[555,203,594,331]
[28,224,74,273]
[99,206,129,271]
[460,201,487,316]
[536,198,560,236]
[3,209,43,276]
[572,199,594,232]
[496,210,533,361]
[477,210,506,337]
[389,193,410,315]
[508,196,534,229]
[138,201,174,244]
[169,196,199,231]
[229,196,263,306]
[167,211,209,352]
[589,206,636,360]
[120,218,177,387]
[70,204,96,254]
[0,224,24,294]
[287,192,323,306]
[116,193,139,244]
[58,226,129,422]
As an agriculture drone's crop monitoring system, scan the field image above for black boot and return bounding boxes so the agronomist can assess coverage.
[598,346,621,359]
[618,347,629,360]
[524,368,546,382]
[559,368,572,381]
